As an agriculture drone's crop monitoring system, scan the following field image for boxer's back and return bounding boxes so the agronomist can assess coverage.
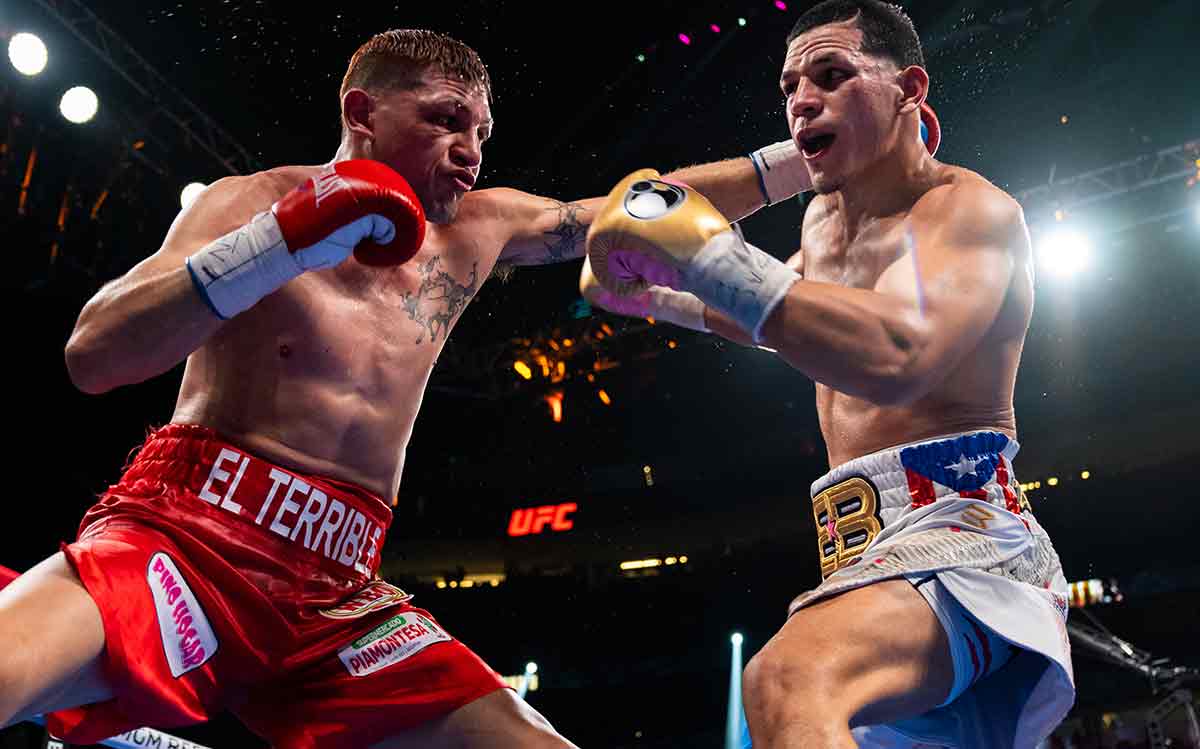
[799,164,1035,468]
[173,165,495,498]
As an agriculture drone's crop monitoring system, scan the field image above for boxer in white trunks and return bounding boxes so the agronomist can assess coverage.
[581,2,1074,746]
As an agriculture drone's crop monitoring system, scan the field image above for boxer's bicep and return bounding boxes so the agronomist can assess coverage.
[65,175,274,392]
[882,188,1023,395]
[487,188,603,266]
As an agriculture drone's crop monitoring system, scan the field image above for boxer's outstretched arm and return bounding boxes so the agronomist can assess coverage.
[493,157,799,266]
[661,156,787,225]
[754,185,1027,404]
[64,176,269,393]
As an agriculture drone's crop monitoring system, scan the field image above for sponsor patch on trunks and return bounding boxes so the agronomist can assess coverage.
[146,552,218,677]
[319,580,412,620]
[338,612,451,677]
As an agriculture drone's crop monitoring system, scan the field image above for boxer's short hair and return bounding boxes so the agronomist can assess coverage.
[787,0,924,70]
[340,29,492,102]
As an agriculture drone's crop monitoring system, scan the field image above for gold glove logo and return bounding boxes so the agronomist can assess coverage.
[623,179,686,220]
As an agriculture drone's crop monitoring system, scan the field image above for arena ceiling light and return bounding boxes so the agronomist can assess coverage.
[8,32,48,76]
[60,85,99,124]
[1036,227,1093,279]
[731,632,744,646]
[180,182,207,210]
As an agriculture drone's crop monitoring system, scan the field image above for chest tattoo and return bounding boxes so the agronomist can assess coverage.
[401,256,479,344]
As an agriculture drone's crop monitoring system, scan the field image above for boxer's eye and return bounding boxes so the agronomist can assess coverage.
[824,69,849,86]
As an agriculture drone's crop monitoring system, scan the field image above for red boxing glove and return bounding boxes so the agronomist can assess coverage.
[272,159,426,267]
[186,160,427,319]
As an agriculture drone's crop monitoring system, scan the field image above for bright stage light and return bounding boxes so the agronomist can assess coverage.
[9,32,48,76]
[525,661,538,675]
[180,182,207,210]
[731,632,743,646]
[1037,228,1092,278]
[60,86,99,124]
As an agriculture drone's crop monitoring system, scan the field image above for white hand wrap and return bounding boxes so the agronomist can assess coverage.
[644,287,709,332]
[681,229,800,342]
[749,139,807,206]
[185,210,301,320]
[184,211,390,319]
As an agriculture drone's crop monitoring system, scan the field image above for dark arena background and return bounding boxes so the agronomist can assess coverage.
[2,0,1199,747]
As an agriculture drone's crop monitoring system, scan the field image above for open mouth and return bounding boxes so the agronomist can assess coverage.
[800,133,837,159]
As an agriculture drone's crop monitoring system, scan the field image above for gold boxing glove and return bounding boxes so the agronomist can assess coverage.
[585,169,800,342]
[579,256,708,332]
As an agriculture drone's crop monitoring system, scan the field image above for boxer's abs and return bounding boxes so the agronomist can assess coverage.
[171,257,457,500]
[817,386,1018,469]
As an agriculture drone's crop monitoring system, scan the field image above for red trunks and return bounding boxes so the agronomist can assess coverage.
[48,423,506,749]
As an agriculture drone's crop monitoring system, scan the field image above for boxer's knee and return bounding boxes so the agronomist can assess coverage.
[743,639,851,736]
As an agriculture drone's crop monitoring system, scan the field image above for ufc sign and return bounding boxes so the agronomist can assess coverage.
[507,503,577,537]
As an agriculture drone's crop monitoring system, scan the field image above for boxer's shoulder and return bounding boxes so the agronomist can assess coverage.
[453,187,528,225]
[193,166,304,215]
[912,167,1025,245]
[257,164,322,192]
[429,187,529,257]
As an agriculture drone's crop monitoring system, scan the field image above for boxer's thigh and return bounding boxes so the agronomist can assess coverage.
[245,603,576,749]
[745,578,954,728]
[0,552,112,723]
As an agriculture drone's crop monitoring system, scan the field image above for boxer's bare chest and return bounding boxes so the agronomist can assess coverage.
[244,225,491,384]
[801,208,910,290]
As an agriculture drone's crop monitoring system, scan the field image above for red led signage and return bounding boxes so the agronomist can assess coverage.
[508,503,577,537]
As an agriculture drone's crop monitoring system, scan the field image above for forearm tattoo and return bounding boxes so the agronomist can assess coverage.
[538,200,588,264]
[401,256,479,344]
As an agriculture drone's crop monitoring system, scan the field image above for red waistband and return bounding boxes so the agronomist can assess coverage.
[117,423,392,578]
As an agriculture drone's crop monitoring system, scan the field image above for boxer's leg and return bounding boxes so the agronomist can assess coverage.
[372,689,577,749]
[0,552,113,726]
[742,579,954,748]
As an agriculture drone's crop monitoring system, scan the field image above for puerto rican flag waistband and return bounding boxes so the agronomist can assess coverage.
[812,431,1025,516]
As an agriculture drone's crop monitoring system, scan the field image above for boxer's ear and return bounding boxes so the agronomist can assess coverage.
[342,88,375,140]
[896,65,928,116]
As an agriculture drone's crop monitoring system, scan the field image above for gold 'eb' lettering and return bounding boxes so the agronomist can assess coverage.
[812,477,882,578]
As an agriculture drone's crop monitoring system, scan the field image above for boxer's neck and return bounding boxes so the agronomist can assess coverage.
[831,134,934,238]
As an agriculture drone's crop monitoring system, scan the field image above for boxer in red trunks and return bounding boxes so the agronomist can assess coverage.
[0,28,802,749]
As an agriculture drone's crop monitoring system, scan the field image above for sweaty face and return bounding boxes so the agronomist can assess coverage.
[367,72,493,224]
[780,21,901,194]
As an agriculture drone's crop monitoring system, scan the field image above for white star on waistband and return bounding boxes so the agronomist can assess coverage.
[946,454,981,478]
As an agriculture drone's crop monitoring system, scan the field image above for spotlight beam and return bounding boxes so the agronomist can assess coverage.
[726,633,746,749]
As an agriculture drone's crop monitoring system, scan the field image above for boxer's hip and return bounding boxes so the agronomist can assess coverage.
[792,430,1064,612]
[80,423,394,593]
